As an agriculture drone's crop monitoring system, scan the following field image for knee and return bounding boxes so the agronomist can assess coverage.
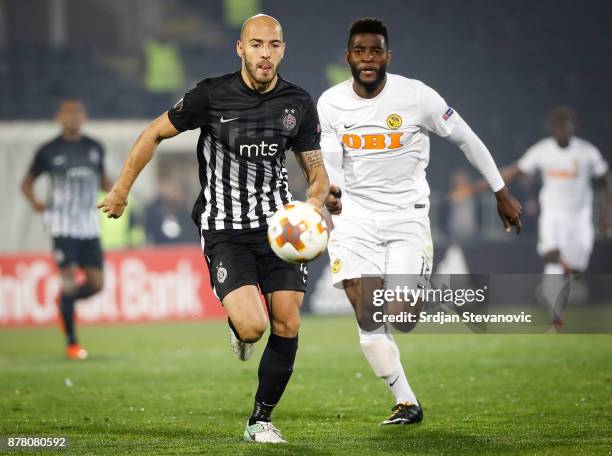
[88,272,104,293]
[235,319,267,343]
[61,277,77,295]
[271,313,301,338]
[90,278,104,294]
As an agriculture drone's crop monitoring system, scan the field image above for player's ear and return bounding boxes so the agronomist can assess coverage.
[344,49,350,64]
[236,40,244,58]
[386,50,392,65]
[279,42,286,60]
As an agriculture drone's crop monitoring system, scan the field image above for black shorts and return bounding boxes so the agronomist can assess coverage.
[201,227,308,302]
[52,237,103,269]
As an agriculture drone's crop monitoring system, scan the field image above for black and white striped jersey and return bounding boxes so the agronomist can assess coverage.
[28,135,104,239]
[168,71,320,231]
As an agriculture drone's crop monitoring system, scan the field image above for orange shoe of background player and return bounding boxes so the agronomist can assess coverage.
[66,343,88,360]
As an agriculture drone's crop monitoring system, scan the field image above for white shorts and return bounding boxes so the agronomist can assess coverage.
[538,211,594,271]
[327,213,434,288]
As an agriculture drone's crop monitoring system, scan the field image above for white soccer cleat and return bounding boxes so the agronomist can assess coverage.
[229,327,253,361]
[243,420,286,443]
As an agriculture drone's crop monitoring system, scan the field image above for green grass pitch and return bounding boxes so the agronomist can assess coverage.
[1,317,611,455]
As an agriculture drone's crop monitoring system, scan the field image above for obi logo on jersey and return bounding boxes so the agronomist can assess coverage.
[341,133,404,150]
[235,136,285,162]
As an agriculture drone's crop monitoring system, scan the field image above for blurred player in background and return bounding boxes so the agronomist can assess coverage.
[21,99,111,360]
[98,15,328,443]
[319,18,522,425]
[462,107,609,325]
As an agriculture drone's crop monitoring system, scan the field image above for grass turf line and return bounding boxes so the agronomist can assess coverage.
[1,316,611,455]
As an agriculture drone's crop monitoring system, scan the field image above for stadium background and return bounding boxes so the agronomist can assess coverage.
[1,2,611,454]
[1,0,612,325]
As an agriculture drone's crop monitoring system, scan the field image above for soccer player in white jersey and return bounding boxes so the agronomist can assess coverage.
[318,18,522,425]
[464,107,609,325]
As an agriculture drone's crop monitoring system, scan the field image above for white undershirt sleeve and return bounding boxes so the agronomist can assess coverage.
[316,98,345,192]
[446,113,506,192]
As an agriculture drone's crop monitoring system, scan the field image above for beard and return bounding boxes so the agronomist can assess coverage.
[350,63,387,93]
[244,57,277,91]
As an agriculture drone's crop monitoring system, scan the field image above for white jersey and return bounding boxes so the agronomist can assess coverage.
[517,137,608,216]
[317,73,460,218]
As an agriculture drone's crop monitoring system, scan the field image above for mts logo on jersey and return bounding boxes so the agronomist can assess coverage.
[235,136,285,162]
[342,133,404,150]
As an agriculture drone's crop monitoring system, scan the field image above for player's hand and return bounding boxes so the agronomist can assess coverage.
[325,184,342,215]
[305,197,323,209]
[495,186,522,234]
[31,200,47,213]
[98,189,128,218]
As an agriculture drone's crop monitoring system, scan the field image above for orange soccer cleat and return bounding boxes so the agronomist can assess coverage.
[66,343,88,360]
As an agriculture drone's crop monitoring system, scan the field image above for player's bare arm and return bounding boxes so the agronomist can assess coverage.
[294,149,330,208]
[98,112,180,218]
[20,173,46,213]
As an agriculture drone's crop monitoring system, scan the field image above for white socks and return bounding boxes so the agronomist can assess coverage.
[542,263,568,318]
[359,329,418,405]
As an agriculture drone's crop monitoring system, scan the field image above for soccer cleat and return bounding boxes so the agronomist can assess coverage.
[229,327,253,361]
[243,420,286,443]
[380,401,423,425]
[66,343,88,360]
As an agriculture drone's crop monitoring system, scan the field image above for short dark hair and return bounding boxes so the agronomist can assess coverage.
[348,18,389,49]
[547,107,576,126]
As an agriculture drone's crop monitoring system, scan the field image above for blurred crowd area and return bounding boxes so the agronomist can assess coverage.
[1,0,611,248]
[97,156,201,250]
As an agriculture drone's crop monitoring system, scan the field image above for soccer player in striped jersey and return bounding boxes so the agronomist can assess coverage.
[98,15,329,443]
[319,18,522,425]
[21,99,111,360]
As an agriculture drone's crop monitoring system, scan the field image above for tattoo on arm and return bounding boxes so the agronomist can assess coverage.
[295,149,329,206]
[303,149,324,170]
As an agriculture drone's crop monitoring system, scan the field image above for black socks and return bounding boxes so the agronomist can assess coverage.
[59,283,98,345]
[59,295,77,345]
[249,333,298,425]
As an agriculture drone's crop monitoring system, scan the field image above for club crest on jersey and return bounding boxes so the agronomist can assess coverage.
[331,258,342,274]
[282,108,297,130]
[386,114,402,130]
[217,263,227,283]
